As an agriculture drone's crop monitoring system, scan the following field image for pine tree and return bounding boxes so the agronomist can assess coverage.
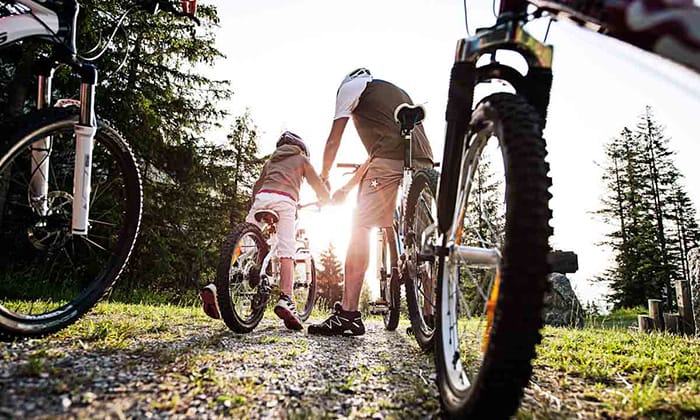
[316,243,344,309]
[598,107,700,308]
[0,3,267,294]
[461,151,504,314]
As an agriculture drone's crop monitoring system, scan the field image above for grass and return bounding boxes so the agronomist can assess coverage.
[4,298,699,418]
[524,319,700,418]
[588,306,648,330]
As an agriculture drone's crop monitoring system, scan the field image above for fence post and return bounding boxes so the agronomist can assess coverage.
[648,299,664,331]
[675,280,695,335]
[663,313,679,333]
[638,315,653,332]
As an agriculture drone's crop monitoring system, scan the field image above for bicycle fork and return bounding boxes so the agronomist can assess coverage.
[30,63,98,235]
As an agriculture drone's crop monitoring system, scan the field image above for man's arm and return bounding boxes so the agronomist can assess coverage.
[303,158,331,204]
[321,117,349,180]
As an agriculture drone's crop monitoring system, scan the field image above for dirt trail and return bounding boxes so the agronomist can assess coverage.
[0,308,612,419]
[1,315,442,419]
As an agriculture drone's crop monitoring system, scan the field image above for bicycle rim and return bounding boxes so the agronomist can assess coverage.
[216,223,268,333]
[0,109,142,340]
[379,228,400,330]
[435,93,551,418]
[294,255,316,322]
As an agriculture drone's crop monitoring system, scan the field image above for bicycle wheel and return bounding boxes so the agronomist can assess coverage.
[293,252,317,322]
[434,93,551,418]
[378,227,400,331]
[216,222,269,333]
[405,168,439,352]
[0,108,142,340]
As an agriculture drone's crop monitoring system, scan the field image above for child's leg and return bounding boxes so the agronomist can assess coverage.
[270,198,304,330]
[272,199,297,298]
[279,257,294,296]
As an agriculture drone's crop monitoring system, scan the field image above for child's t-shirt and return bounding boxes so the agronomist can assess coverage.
[252,144,329,202]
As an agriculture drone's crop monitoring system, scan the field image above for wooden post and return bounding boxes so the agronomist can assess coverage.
[675,280,696,335]
[663,313,679,333]
[638,315,653,332]
[648,299,664,330]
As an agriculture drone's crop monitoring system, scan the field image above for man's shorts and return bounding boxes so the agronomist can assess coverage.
[353,158,432,228]
[246,192,296,258]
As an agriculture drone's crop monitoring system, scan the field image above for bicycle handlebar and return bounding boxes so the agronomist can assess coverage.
[336,163,361,169]
[297,202,321,210]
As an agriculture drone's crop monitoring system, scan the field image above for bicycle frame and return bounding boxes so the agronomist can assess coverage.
[257,219,314,295]
[376,138,417,286]
[1,0,98,235]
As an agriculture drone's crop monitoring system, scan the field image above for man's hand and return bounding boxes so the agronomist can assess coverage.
[332,188,348,205]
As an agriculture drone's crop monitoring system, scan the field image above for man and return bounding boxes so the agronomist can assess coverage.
[308,68,433,337]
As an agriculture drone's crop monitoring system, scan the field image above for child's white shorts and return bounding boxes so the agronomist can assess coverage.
[246,192,297,258]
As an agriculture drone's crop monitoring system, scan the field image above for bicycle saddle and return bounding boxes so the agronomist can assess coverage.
[394,103,425,134]
[254,209,279,224]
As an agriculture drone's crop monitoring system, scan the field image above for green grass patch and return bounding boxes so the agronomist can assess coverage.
[529,324,700,418]
[588,306,647,330]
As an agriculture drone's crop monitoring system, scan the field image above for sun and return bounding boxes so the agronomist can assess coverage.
[296,178,381,298]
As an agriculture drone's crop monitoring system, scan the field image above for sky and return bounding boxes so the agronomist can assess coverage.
[202,0,700,306]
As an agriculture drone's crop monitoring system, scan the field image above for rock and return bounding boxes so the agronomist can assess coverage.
[60,396,72,411]
[543,273,585,328]
[287,385,304,398]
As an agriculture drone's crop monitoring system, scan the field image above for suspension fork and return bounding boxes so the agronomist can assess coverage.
[71,64,98,235]
[29,61,56,217]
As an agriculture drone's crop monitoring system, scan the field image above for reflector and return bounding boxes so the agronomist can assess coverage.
[181,0,196,15]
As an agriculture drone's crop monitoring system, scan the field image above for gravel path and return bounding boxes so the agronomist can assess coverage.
[0,306,625,419]
[0,312,441,419]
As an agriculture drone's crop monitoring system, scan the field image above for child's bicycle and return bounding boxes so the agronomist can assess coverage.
[215,203,318,333]
[336,103,441,352]
[430,0,699,418]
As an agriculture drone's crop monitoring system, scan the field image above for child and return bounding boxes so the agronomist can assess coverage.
[200,131,330,330]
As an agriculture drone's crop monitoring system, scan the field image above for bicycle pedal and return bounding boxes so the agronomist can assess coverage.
[369,301,390,315]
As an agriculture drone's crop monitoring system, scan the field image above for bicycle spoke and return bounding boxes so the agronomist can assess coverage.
[78,234,108,253]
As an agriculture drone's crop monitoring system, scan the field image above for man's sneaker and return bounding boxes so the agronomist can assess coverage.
[274,294,303,331]
[199,284,220,319]
[308,302,365,337]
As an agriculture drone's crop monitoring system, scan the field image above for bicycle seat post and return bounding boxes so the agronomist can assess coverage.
[394,103,425,170]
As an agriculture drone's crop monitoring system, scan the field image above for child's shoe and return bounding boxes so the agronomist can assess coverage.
[199,284,221,319]
[274,294,303,331]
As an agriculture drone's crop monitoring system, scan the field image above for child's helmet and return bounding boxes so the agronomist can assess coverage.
[276,131,309,157]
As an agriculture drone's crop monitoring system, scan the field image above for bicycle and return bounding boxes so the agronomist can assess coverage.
[0,0,198,341]
[430,0,700,417]
[215,202,319,333]
[335,103,441,351]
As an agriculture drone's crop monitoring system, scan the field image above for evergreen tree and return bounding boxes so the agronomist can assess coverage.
[598,107,699,308]
[461,151,504,314]
[316,243,344,309]
[0,3,266,296]
[636,106,676,307]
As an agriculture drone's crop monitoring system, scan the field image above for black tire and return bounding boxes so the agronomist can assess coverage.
[294,254,317,322]
[216,222,269,333]
[404,168,439,352]
[0,108,142,341]
[434,93,552,418]
[379,227,400,331]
